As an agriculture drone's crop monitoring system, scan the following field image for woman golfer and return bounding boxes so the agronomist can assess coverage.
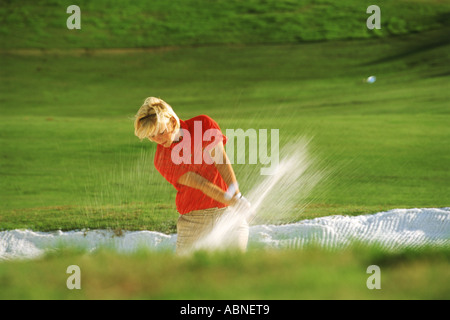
[134,97,249,254]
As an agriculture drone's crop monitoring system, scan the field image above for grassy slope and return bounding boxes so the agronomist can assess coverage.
[0,28,450,231]
[0,0,449,49]
[1,29,449,231]
[1,0,449,232]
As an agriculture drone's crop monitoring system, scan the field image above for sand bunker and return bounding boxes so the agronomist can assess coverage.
[1,207,448,260]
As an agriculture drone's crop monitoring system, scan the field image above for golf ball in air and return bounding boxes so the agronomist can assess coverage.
[366,76,376,83]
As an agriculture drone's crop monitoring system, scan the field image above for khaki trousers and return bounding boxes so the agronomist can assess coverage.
[176,207,249,255]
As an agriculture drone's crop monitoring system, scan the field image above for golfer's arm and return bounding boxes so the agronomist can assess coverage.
[177,171,232,205]
[210,142,239,194]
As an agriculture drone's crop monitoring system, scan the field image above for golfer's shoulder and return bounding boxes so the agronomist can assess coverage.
[186,114,219,129]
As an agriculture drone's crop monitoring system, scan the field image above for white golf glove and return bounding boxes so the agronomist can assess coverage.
[233,193,251,209]
[224,182,251,209]
[224,182,239,200]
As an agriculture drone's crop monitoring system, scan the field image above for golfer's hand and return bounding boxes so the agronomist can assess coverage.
[224,182,240,201]
[229,193,251,209]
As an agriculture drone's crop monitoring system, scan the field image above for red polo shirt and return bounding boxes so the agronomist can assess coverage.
[154,115,228,214]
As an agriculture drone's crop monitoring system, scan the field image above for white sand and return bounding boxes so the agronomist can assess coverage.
[1,208,448,260]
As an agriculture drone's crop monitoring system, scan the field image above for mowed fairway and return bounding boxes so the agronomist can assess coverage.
[1,30,449,232]
[1,29,449,299]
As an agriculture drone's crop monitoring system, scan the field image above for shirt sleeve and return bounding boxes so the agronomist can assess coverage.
[200,115,227,146]
[154,146,192,189]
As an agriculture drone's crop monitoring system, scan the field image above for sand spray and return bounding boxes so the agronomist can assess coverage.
[193,137,327,252]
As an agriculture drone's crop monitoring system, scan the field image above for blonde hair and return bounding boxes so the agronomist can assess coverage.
[134,97,180,141]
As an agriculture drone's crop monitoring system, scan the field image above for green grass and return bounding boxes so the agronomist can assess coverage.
[1,29,449,232]
[0,0,449,49]
[0,245,448,299]
[1,1,449,301]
